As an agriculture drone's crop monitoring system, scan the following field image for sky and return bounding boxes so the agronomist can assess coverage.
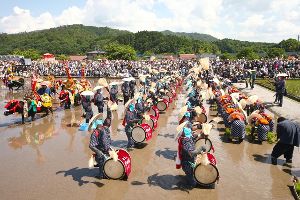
[0,0,299,43]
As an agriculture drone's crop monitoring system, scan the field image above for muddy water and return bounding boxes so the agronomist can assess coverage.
[0,79,298,200]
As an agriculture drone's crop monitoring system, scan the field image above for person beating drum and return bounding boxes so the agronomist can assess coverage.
[178,127,205,188]
[89,108,112,179]
[124,102,140,149]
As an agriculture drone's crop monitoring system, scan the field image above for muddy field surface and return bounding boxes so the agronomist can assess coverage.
[0,79,298,200]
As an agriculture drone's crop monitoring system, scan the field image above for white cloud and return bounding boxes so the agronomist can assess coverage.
[0,0,299,43]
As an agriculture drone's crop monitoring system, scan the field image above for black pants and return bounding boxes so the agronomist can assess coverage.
[271,142,294,160]
[278,93,283,106]
[124,95,129,105]
[250,78,255,89]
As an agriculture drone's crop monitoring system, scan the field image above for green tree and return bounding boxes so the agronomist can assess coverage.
[267,48,285,58]
[236,48,260,60]
[104,43,137,60]
[12,49,41,60]
[56,54,70,60]
[220,52,236,60]
[278,39,300,52]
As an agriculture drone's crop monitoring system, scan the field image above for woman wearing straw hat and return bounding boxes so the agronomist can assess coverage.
[89,108,112,179]
[178,127,204,188]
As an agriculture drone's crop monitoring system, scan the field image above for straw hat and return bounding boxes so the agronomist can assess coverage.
[98,78,109,87]
[88,113,103,131]
[179,105,188,118]
[247,95,258,105]
[247,111,262,124]
[239,99,247,109]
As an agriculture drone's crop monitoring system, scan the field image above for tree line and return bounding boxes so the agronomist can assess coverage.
[0,24,299,60]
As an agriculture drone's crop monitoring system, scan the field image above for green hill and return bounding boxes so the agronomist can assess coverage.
[161,30,218,42]
[0,24,294,57]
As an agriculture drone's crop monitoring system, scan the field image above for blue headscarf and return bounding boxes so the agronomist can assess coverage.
[129,104,135,112]
[91,119,103,130]
[137,97,142,103]
[184,111,191,118]
[183,127,192,138]
[186,101,192,109]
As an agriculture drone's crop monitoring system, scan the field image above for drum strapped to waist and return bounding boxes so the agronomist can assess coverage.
[193,153,219,186]
[149,106,160,118]
[141,115,158,130]
[195,137,213,152]
[103,149,131,180]
[131,124,153,144]
[157,99,169,111]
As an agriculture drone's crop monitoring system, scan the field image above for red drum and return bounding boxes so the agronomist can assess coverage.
[194,113,208,124]
[131,124,153,144]
[195,138,213,152]
[103,149,131,180]
[142,115,158,130]
[163,94,172,103]
[193,153,219,186]
[149,106,160,119]
[157,99,169,111]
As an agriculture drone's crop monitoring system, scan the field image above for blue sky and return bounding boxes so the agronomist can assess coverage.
[0,0,299,42]
[0,0,86,17]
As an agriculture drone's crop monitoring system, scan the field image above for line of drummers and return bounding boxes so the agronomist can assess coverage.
[86,71,185,181]
[88,66,227,189]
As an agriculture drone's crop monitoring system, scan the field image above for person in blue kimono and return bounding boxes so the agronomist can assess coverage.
[125,103,140,149]
[89,108,112,179]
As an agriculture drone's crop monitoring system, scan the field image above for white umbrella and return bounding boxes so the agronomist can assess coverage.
[109,82,122,86]
[93,86,104,91]
[81,91,94,96]
[122,78,131,82]
[276,73,288,77]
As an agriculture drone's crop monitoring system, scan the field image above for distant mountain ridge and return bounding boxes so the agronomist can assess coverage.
[161,30,218,42]
[0,24,285,56]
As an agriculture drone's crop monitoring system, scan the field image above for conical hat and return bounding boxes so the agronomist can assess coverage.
[247,95,258,105]
[239,99,247,109]
[88,113,103,131]
[98,78,108,87]
[179,105,188,117]
[247,111,262,124]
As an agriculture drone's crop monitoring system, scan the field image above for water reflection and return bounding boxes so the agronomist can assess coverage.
[7,116,56,163]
